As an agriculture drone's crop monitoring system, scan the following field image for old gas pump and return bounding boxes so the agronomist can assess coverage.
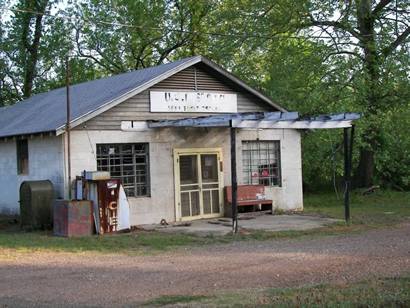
[97,179,121,233]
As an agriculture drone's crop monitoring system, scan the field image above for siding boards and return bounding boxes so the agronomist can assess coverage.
[81,64,275,130]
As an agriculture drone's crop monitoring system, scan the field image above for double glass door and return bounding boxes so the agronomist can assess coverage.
[174,149,223,220]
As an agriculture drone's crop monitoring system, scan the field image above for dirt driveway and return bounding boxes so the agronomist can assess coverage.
[1,224,409,307]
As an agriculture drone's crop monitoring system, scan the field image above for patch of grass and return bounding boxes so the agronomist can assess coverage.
[304,190,410,227]
[0,222,361,255]
[0,230,223,255]
[262,276,410,307]
[144,276,410,307]
[143,295,208,306]
[226,190,409,241]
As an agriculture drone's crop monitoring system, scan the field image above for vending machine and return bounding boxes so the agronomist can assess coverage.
[97,179,121,233]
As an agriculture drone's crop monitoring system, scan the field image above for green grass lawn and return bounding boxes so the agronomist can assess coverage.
[0,190,408,254]
[0,227,228,255]
[144,276,410,307]
[304,190,410,226]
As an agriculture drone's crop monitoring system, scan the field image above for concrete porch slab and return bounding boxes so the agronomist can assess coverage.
[139,214,340,237]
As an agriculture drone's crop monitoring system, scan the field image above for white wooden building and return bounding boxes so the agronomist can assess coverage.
[0,56,357,225]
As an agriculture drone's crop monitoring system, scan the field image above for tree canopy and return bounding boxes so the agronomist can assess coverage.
[1,0,409,190]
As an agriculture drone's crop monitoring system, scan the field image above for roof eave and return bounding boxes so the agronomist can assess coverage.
[0,130,57,140]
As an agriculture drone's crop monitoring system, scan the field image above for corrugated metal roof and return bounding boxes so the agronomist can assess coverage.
[0,57,198,138]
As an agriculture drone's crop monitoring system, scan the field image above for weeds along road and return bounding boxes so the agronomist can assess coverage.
[1,223,409,307]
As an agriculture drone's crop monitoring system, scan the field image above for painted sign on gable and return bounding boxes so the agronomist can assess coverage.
[150,91,237,113]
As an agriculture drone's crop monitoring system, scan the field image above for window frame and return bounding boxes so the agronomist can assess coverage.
[242,140,282,187]
[96,143,150,197]
[16,139,29,175]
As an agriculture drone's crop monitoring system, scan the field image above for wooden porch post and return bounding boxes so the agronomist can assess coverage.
[343,125,355,223]
[66,56,72,200]
[230,120,238,233]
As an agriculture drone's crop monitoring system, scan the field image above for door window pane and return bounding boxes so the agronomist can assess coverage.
[191,191,200,216]
[212,190,220,213]
[203,190,212,214]
[181,192,191,217]
[201,154,218,183]
[179,155,198,185]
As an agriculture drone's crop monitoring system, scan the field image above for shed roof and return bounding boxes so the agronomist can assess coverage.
[0,56,285,139]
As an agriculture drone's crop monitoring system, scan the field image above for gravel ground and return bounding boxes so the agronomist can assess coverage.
[1,223,409,307]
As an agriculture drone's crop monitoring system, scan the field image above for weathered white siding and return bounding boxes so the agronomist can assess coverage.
[68,128,302,225]
[80,64,274,130]
[0,136,65,214]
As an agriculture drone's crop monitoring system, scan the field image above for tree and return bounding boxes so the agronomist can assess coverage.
[20,0,49,98]
[0,0,73,105]
[71,0,213,72]
[297,0,410,187]
[187,0,409,189]
[1,0,408,189]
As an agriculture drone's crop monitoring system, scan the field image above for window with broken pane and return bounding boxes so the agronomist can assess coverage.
[242,140,281,187]
[97,143,150,197]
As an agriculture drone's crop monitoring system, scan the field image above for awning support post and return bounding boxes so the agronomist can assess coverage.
[230,120,238,233]
[66,56,72,200]
[343,125,354,224]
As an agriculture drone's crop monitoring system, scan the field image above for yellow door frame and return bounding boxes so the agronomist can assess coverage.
[173,148,224,222]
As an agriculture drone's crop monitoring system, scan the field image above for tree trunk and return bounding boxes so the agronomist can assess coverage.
[355,146,375,187]
[21,0,48,99]
[353,0,379,187]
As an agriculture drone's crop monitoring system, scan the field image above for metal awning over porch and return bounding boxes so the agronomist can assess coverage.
[124,111,361,233]
[145,112,360,129]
